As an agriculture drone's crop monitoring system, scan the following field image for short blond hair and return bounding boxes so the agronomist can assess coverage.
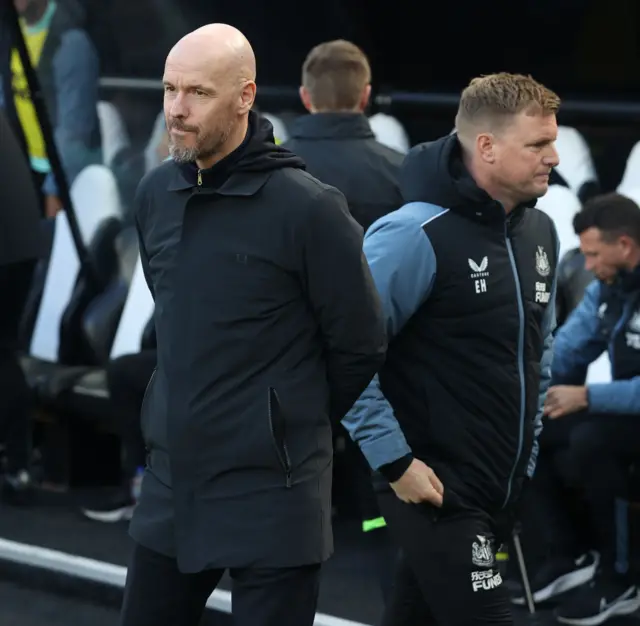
[455,73,561,134]
[302,40,371,111]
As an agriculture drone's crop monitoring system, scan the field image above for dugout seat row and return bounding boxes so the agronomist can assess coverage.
[14,158,153,484]
[19,212,155,486]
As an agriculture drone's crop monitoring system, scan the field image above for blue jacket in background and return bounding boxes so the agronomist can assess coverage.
[552,276,640,415]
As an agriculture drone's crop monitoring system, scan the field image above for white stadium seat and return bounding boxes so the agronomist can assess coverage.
[109,255,155,359]
[29,167,123,362]
[369,113,410,154]
[535,185,582,260]
[554,126,598,196]
[97,101,130,167]
[617,141,640,199]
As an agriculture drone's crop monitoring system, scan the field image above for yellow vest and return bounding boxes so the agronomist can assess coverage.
[11,25,49,168]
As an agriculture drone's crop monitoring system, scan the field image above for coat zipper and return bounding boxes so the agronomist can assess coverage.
[503,224,526,508]
[197,169,202,186]
[141,368,157,409]
[267,387,292,488]
[139,368,157,442]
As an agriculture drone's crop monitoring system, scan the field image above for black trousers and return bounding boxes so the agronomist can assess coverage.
[106,350,156,479]
[523,412,640,572]
[378,491,513,626]
[120,542,321,626]
[0,260,36,473]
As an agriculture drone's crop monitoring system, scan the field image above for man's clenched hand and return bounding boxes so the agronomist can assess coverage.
[390,458,444,506]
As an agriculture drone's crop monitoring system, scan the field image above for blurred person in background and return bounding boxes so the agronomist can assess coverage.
[81,345,156,523]
[284,37,404,599]
[518,194,640,625]
[0,0,102,217]
[0,107,43,504]
[284,39,403,232]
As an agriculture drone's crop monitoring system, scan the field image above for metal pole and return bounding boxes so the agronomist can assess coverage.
[512,528,536,615]
[97,76,640,123]
[377,90,640,122]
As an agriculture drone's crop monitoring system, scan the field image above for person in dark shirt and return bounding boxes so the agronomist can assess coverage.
[0,107,42,503]
[284,39,404,233]
[119,24,386,626]
[517,194,640,624]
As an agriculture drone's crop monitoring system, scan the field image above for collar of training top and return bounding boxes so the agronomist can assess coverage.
[614,263,640,293]
[167,111,304,195]
[289,112,375,141]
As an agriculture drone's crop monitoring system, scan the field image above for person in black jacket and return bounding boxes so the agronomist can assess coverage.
[343,73,561,625]
[283,39,404,233]
[0,107,42,503]
[120,24,386,626]
[284,38,403,593]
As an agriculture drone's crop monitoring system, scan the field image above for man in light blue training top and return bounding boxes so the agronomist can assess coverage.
[343,72,561,625]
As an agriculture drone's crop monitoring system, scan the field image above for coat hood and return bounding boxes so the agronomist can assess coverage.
[400,133,487,208]
[173,111,306,189]
[399,132,537,223]
[175,111,305,188]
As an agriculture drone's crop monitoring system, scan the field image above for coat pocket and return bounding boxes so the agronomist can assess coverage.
[267,387,292,488]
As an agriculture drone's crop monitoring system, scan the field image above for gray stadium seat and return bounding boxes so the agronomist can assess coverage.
[71,249,155,401]
[31,227,142,401]
[20,192,123,398]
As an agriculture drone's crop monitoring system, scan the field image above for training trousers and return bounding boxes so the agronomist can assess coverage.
[378,490,513,626]
[106,350,156,480]
[523,411,640,572]
[0,260,36,473]
[120,542,321,626]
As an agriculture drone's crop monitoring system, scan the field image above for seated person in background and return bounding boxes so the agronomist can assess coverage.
[0,0,102,216]
[283,39,403,232]
[517,193,640,625]
[81,347,156,522]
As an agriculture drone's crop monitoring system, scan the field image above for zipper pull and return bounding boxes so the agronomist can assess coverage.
[197,169,202,186]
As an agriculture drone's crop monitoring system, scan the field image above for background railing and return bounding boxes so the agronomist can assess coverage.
[99,77,640,123]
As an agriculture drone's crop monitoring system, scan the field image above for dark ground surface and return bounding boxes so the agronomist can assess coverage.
[0,495,639,626]
[0,579,119,626]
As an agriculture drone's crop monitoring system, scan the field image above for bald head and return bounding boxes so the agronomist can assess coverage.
[168,23,256,85]
[163,24,257,169]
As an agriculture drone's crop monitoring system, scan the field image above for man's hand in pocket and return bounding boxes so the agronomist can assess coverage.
[390,458,444,507]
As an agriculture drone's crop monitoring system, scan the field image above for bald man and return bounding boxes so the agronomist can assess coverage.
[120,25,386,626]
